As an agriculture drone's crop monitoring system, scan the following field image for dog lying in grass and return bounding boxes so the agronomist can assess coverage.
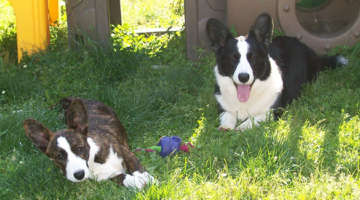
[206,13,348,131]
[24,97,154,189]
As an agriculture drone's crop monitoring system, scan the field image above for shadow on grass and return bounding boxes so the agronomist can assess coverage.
[0,154,77,199]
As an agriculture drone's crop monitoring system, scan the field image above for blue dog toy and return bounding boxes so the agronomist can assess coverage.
[136,136,193,157]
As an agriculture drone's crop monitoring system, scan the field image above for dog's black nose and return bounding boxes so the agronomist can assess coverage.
[238,73,250,83]
[74,170,85,180]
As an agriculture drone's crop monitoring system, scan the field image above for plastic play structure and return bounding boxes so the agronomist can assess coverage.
[8,0,360,62]
[8,0,58,62]
[65,0,121,49]
[8,0,121,62]
[186,0,360,60]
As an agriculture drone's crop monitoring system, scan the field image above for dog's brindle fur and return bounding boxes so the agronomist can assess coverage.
[24,97,151,189]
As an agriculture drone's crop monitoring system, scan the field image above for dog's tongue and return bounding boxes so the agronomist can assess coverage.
[237,85,251,102]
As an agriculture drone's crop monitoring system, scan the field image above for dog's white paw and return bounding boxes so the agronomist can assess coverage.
[236,114,268,131]
[218,125,234,131]
[236,119,253,131]
[123,171,154,190]
[219,112,236,130]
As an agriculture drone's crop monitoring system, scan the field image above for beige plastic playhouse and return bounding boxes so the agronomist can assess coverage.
[185,0,360,60]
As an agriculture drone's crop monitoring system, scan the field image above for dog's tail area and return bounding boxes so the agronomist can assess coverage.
[319,54,348,70]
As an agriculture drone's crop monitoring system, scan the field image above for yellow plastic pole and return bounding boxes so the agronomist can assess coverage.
[48,0,59,25]
[8,0,50,62]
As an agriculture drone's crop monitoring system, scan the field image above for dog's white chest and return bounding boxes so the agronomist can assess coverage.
[215,58,283,120]
[87,138,126,181]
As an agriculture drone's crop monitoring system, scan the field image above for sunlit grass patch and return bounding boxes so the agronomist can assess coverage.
[337,114,360,172]
[298,121,325,166]
[139,167,360,200]
[271,118,291,144]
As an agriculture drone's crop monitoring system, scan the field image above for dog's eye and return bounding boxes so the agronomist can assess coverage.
[233,53,240,60]
[247,52,253,60]
[75,147,83,153]
[73,146,85,154]
[56,151,66,160]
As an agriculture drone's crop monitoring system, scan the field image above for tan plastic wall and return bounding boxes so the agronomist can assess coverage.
[65,0,121,49]
[227,0,278,36]
[185,0,360,60]
[185,0,227,60]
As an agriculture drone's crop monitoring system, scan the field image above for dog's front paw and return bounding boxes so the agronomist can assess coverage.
[123,171,154,190]
[236,114,268,131]
[236,119,253,131]
[218,125,233,131]
[219,112,237,130]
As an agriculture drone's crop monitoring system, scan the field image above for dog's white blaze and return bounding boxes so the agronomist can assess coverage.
[87,138,154,188]
[232,36,254,85]
[215,57,283,130]
[57,137,90,182]
[87,138,126,181]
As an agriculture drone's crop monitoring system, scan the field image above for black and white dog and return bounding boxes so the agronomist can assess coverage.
[206,13,348,131]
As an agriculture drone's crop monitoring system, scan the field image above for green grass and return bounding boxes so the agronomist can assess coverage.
[296,0,329,9]
[1,0,360,199]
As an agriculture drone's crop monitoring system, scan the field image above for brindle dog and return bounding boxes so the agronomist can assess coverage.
[24,97,154,189]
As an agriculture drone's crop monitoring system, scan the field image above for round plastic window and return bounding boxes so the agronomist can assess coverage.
[295,0,360,37]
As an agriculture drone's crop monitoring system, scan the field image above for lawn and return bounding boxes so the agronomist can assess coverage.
[1,0,360,199]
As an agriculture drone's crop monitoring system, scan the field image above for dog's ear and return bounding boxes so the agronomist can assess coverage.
[206,18,234,51]
[24,119,54,153]
[249,13,273,47]
[60,97,74,110]
[65,99,88,135]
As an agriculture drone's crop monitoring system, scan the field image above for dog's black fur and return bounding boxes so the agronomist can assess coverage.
[207,13,348,130]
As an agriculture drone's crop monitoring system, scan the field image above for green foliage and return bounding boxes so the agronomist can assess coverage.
[121,0,184,29]
[296,0,329,9]
[0,0,16,64]
[273,28,285,37]
[0,0,15,29]
[112,24,177,56]
[0,24,17,65]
